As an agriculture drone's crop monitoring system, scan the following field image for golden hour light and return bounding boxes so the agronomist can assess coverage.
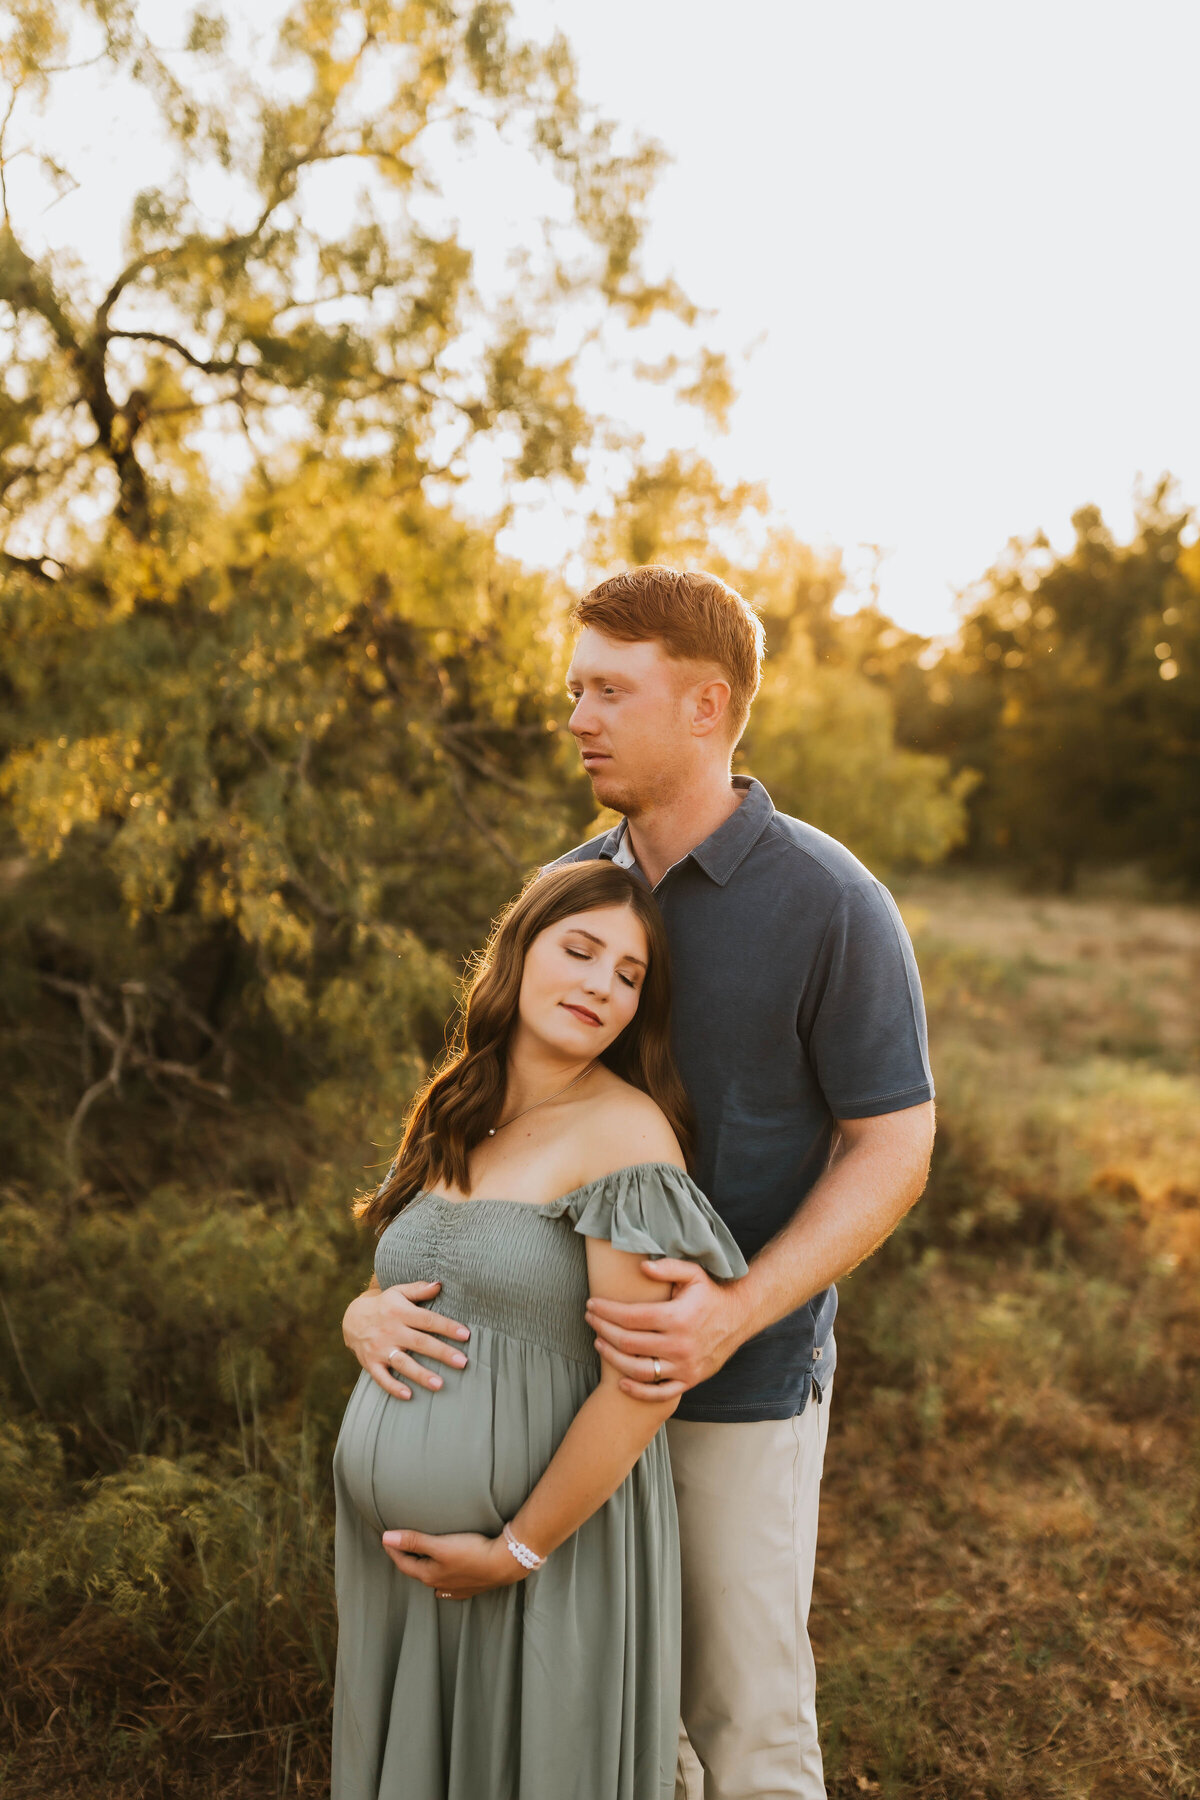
[1,6,1195,1798]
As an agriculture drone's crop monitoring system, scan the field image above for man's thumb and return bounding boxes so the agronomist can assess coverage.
[641,1257,698,1283]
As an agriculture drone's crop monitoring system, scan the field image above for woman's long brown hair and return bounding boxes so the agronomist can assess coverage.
[356,861,695,1231]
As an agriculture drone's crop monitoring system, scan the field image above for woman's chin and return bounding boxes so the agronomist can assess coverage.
[538,1017,612,1060]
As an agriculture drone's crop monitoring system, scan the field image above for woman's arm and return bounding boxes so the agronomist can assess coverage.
[382,1234,680,1597]
[508,1234,680,1554]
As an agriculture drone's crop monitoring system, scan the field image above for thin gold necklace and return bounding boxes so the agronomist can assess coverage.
[486,1061,599,1137]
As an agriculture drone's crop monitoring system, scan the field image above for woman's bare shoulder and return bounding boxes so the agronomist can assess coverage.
[573,1074,685,1179]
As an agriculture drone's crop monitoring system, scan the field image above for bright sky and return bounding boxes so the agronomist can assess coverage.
[10,1,1200,636]
[525,0,1200,633]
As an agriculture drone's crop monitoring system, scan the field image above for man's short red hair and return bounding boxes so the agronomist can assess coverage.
[572,566,765,744]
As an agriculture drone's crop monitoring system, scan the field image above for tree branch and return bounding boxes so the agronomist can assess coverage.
[61,989,136,1186]
[0,223,80,354]
[41,977,232,1184]
[445,764,523,871]
[105,328,247,377]
[440,730,559,801]
[0,1289,46,1417]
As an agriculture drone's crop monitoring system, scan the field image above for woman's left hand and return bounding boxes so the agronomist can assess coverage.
[381,1528,523,1599]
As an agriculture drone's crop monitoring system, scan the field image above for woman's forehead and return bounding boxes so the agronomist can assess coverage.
[549,904,649,959]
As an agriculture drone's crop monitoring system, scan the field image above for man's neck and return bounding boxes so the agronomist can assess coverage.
[624,771,745,889]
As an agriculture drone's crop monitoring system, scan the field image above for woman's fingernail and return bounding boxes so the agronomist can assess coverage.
[429,1375,442,1389]
[456,1326,470,1339]
[399,1387,411,1399]
[451,1353,467,1367]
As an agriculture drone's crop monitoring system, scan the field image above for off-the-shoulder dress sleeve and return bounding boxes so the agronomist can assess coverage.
[540,1161,748,1280]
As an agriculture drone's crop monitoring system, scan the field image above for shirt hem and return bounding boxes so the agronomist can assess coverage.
[826,1080,934,1120]
[674,1392,814,1423]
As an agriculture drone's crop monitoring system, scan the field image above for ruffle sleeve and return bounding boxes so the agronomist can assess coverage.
[540,1161,748,1281]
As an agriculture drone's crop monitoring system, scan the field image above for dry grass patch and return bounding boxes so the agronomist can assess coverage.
[814,875,1200,1799]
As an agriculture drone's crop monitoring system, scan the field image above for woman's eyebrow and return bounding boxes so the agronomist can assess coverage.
[567,926,646,969]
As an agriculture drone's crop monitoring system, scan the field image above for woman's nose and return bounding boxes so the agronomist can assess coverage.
[580,962,611,997]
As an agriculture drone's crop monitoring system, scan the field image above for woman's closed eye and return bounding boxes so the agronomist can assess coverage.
[565,947,638,988]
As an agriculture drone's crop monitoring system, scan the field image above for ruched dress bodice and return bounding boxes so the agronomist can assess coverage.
[375,1194,599,1364]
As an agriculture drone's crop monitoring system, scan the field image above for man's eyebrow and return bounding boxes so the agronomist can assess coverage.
[566,926,647,968]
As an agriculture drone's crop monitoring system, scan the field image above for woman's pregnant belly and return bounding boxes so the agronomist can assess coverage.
[333,1324,595,1537]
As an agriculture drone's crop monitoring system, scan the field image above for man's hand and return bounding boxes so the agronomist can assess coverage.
[587,1106,935,1404]
[342,1279,471,1400]
[584,1261,752,1402]
[381,1529,522,1599]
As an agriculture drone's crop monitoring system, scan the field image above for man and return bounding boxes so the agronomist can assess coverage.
[344,566,935,1800]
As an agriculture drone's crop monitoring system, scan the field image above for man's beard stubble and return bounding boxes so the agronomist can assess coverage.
[587,760,683,821]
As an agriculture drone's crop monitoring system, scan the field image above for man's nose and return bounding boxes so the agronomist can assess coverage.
[568,698,594,737]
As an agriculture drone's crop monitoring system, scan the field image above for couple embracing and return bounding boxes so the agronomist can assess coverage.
[332,567,936,1800]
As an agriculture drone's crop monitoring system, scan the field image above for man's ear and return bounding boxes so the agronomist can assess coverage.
[690,675,733,738]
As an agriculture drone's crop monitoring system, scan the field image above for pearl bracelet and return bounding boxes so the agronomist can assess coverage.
[502,1522,546,1571]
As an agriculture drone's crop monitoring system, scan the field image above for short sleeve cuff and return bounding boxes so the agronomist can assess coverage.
[825,1080,935,1121]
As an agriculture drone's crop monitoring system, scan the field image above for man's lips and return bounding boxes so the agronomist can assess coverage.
[580,750,611,766]
[561,1002,602,1026]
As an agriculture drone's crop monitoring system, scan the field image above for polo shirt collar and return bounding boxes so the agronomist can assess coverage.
[602,775,775,887]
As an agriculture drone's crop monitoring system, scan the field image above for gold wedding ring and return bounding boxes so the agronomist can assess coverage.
[652,1357,662,1381]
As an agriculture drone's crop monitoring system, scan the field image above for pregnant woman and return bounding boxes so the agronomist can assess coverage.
[332,859,746,1800]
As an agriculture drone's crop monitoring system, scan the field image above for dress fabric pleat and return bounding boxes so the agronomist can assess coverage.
[332,1161,747,1800]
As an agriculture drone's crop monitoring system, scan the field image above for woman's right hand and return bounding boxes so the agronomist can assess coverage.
[342,1280,471,1400]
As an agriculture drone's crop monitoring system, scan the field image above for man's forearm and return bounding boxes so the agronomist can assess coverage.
[732,1105,934,1345]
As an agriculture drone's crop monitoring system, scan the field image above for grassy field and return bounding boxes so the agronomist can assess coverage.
[816,877,1200,1799]
[3,876,1197,1797]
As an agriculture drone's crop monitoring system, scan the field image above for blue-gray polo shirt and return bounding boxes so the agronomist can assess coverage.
[551,775,934,1423]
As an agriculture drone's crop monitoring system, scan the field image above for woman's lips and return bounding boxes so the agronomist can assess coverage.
[561,1002,602,1026]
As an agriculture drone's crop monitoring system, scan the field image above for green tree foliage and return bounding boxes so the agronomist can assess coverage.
[899,483,1199,888]
[0,0,711,1205]
[0,6,730,1784]
[0,0,720,557]
[1,469,582,1181]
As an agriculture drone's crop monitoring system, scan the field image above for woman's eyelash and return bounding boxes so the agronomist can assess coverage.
[565,945,637,988]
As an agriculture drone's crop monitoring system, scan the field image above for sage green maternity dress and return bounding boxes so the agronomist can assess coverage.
[332,1160,747,1800]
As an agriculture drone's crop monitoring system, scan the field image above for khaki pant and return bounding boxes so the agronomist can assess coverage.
[667,1383,832,1800]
